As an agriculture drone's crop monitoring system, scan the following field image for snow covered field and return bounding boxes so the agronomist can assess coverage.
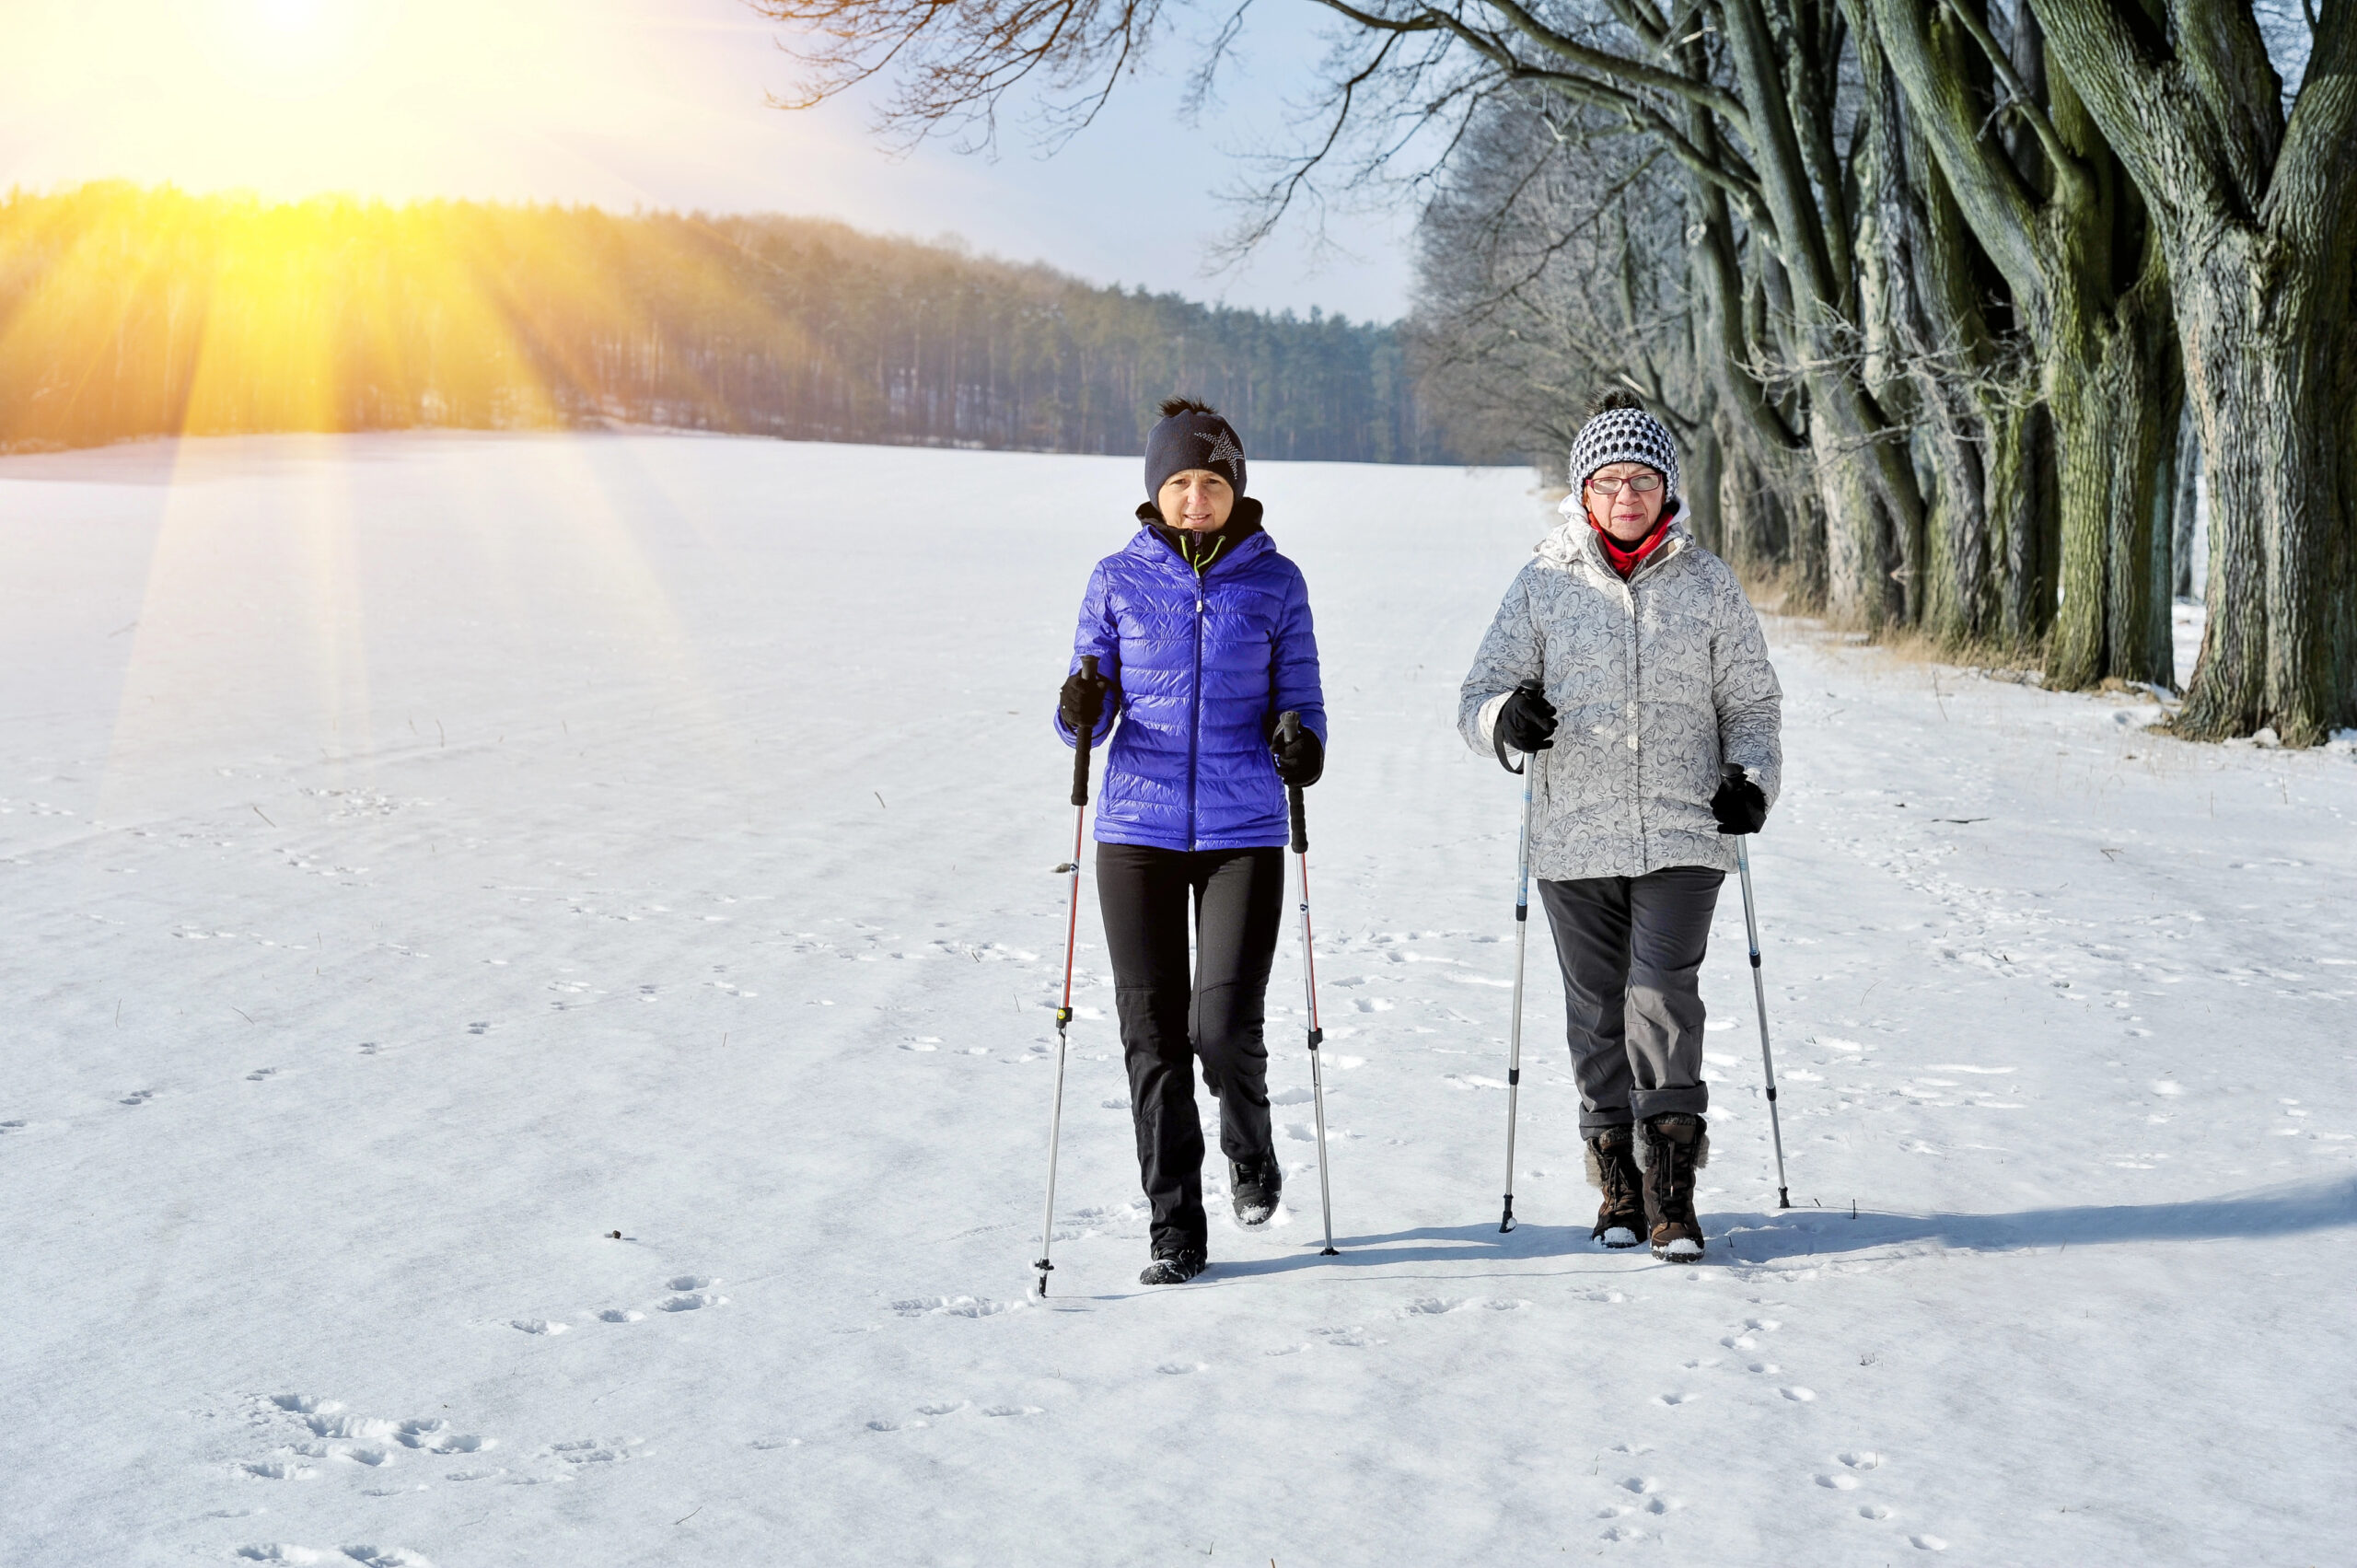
[3,433,2351,1568]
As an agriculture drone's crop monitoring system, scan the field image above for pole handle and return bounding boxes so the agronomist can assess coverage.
[1275,709,1307,853]
[1070,654,1100,807]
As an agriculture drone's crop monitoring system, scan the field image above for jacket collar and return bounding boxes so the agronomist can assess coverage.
[1130,495,1271,575]
[1538,496,1691,583]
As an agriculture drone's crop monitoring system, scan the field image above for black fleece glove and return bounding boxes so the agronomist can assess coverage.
[1060,667,1115,732]
[1495,683,1558,753]
[1713,762,1769,835]
[1272,726,1324,788]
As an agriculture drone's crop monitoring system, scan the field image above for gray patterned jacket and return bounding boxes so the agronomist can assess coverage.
[1457,508,1782,881]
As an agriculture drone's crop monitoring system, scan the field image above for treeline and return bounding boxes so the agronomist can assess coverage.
[0,183,1450,464]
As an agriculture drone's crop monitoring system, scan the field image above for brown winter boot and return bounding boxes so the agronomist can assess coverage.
[1638,1113,1710,1261]
[1585,1125,1645,1249]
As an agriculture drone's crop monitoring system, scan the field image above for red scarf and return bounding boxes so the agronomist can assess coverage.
[1590,514,1672,579]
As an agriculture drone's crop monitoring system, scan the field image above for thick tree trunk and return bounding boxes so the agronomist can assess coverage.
[2043,265,2177,690]
[2173,244,2353,742]
[1989,398,2057,653]
[1686,413,1725,554]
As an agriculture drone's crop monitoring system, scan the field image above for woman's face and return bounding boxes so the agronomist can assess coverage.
[1157,470,1235,533]
[1585,460,1667,543]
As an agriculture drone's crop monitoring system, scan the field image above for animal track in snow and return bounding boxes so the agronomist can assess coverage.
[1910,1536,1948,1551]
[749,1437,802,1450]
[550,1437,641,1464]
[397,1421,488,1455]
[981,1404,1044,1417]
[598,1309,644,1323]
[1655,1391,1701,1406]
[1816,1473,1860,1489]
[1859,1504,1893,1520]
[1401,1297,1527,1315]
[0,1120,24,1132]
[865,1418,926,1433]
[891,1295,1013,1318]
[661,1292,724,1312]
[1781,1388,1817,1401]
[246,1067,277,1082]
[242,1461,318,1481]
[668,1274,713,1290]
[466,1022,489,1036]
[1840,1450,1884,1469]
[510,1318,569,1334]
[120,1089,155,1107]
[1156,1361,1208,1375]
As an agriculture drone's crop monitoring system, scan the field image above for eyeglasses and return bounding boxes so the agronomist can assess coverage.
[1586,473,1663,495]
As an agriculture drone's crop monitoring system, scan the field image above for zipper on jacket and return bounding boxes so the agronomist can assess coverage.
[1188,585,1205,850]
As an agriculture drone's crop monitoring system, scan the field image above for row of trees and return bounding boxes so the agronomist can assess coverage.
[0,183,1451,465]
[753,0,2356,743]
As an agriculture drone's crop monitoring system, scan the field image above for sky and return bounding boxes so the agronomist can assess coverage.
[0,0,1419,321]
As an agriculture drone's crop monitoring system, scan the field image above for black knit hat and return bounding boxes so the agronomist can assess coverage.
[1144,397,1248,500]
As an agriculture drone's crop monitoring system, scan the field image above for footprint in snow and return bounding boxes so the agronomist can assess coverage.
[241,1461,318,1481]
[246,1067,277,1082]
[981,1405,1043,1418]
[661,1292,724,1312]
[915,1400,966,1416]
[510,1318,569,1335]
[1816,1473,1860,1489]
[1619,1477,1660,1495]
[865,1419,927,1433]
[1859,1504,1893,1520]
[466,1023,489,1036]
[1840,1450,1884,1469]
[598,1309,644,1324]
[0,1120,24,1132]
[1655,1392,1700,1406]
[1156,1361,1208,1375]
[1781,1388,1817,1401]
[749,1437,802,1450]
[120,1089,155,1107]
[1910,1536,1948,1551]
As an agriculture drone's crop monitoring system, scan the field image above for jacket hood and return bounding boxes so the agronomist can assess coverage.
[1538,496,1693,575]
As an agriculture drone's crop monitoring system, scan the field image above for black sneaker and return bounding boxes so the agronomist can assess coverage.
[1139,1251,1207,1285]
[1230,1158,1283,1226]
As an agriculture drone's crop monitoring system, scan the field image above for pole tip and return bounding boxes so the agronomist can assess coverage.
[1320,1247,1339,1257]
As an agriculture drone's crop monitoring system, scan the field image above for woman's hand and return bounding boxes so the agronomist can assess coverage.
[1272,725,1324,787]
[1712,763,1769,834]
[1060,666,1116,730]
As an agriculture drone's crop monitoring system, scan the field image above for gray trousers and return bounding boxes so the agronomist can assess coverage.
[1538,865,1724,1133]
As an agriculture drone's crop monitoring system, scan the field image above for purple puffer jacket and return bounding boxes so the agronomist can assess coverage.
[1055,506,1326,852]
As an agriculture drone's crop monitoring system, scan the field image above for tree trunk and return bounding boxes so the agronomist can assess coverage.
[2173,243,2353,742]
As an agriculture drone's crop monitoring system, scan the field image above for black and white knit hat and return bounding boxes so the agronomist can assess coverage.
[1566,392,1679,500]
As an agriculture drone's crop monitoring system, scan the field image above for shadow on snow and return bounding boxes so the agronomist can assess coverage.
[1181,1172,2357,1281]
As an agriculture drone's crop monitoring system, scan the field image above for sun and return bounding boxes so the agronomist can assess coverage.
[211,0,389,95]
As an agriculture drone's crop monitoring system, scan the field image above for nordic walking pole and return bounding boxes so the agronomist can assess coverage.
[1494,678,1542,1234]
[1729,794,1792,1210]
[1036,655,1100,1295]
[1274,712,1339,1257]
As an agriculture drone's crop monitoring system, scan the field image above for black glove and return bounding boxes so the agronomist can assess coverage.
[1060,666,1115,732]
[1272,725,1324,787]
[1495,682,1557,753]
[1713,762,1769,835]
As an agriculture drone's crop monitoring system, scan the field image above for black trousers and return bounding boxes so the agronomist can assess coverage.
[1537,865,1724,1134]
[1096,842,1286,1256]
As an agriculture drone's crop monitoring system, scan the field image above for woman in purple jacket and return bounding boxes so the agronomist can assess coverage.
[1056,397,1328,1285]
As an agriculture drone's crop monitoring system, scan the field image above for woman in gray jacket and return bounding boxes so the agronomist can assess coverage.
[1458,391,1782,1260]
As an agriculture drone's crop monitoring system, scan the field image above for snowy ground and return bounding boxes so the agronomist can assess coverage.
[3,434,2352,1568]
